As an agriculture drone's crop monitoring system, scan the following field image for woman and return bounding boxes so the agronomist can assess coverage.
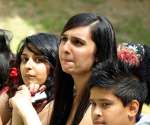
[4,33,59,125]
[50,12,117,125]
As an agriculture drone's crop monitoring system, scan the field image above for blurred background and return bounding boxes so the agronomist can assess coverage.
[0,0,150,113]
[0,0,149,53]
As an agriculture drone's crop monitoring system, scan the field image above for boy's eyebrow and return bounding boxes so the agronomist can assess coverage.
[90,98,112,102]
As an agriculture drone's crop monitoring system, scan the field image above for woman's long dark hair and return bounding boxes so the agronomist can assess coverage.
[50,13,117,125]
[0,29,14,90]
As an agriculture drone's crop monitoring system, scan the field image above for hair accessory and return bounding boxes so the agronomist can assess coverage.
[9,67,19,86]
[117,42,145,66]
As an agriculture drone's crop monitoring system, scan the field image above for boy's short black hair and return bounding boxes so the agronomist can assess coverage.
[89,62,148,117]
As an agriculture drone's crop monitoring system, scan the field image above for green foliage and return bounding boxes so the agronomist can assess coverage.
[116,16,150,44]
[80,0,104,4]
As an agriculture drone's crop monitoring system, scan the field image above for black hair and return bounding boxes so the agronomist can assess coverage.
[89,62,148,118]
[0,29,14,89]
[50,13,117,125]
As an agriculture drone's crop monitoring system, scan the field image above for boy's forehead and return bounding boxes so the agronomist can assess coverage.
[90,86,117,101]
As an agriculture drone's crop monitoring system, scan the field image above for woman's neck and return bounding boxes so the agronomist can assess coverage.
[66,72,91,125]
[73,72,91,95]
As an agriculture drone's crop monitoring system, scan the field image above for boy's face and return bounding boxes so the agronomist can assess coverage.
[90,86,133,125]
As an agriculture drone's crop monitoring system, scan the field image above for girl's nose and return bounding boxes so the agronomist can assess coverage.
[60,41,71,54]
[25,58,34,69]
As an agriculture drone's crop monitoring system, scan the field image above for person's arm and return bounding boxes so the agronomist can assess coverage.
[11,104,41,125]
[11,109,24,125]
[0,91,11,125]
[0,116,2,125]
[9,85,42,125]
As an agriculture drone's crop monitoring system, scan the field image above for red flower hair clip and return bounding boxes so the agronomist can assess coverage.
[117,42,145,66]
[9,67,19,85]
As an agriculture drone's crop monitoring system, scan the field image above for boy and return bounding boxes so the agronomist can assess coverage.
[89,65,148,125]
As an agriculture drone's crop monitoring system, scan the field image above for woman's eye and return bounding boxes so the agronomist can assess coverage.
[35,57,47,63]
[60,36,68,42]
[21,57,28,63]
[35,57,43,63]
[72,39,84,46]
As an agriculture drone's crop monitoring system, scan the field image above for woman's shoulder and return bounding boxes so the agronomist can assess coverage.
[39,100,54,125]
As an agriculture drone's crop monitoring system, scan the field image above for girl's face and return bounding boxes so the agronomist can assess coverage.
[20,46,50,87]
[59,26,96,75]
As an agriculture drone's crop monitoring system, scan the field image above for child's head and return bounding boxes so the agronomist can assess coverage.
[89,64,147,125]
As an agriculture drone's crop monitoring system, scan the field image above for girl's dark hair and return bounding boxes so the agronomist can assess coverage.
[50,13,117,125]
[10,33,59,99]
[0,29,14,89]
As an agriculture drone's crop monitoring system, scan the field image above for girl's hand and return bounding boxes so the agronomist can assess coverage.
[9,85,32,112]
[28,83,46,96]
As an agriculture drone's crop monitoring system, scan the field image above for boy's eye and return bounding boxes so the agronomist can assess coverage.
[90,100,96,107]
[101,103,111,109]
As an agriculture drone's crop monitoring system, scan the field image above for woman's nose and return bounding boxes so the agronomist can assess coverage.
[60,41,71,54]
[25,58,34,69]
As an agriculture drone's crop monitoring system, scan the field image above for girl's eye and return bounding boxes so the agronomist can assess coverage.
[60,36,68,42]
[21,56,28,63]
[34,56,48,63]
[71,38,84,46]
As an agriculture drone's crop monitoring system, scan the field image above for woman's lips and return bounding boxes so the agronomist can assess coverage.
[93,120,105,125]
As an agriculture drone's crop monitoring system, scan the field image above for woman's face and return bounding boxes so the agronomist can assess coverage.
[20,46,50,87]
[59,26,96,75]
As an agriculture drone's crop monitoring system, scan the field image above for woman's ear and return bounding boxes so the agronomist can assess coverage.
[127,100,139,119]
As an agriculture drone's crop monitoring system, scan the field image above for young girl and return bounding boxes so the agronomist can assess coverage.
[2,33,59,125]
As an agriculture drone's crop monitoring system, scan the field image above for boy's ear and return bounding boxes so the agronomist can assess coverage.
[127,100,139,118]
